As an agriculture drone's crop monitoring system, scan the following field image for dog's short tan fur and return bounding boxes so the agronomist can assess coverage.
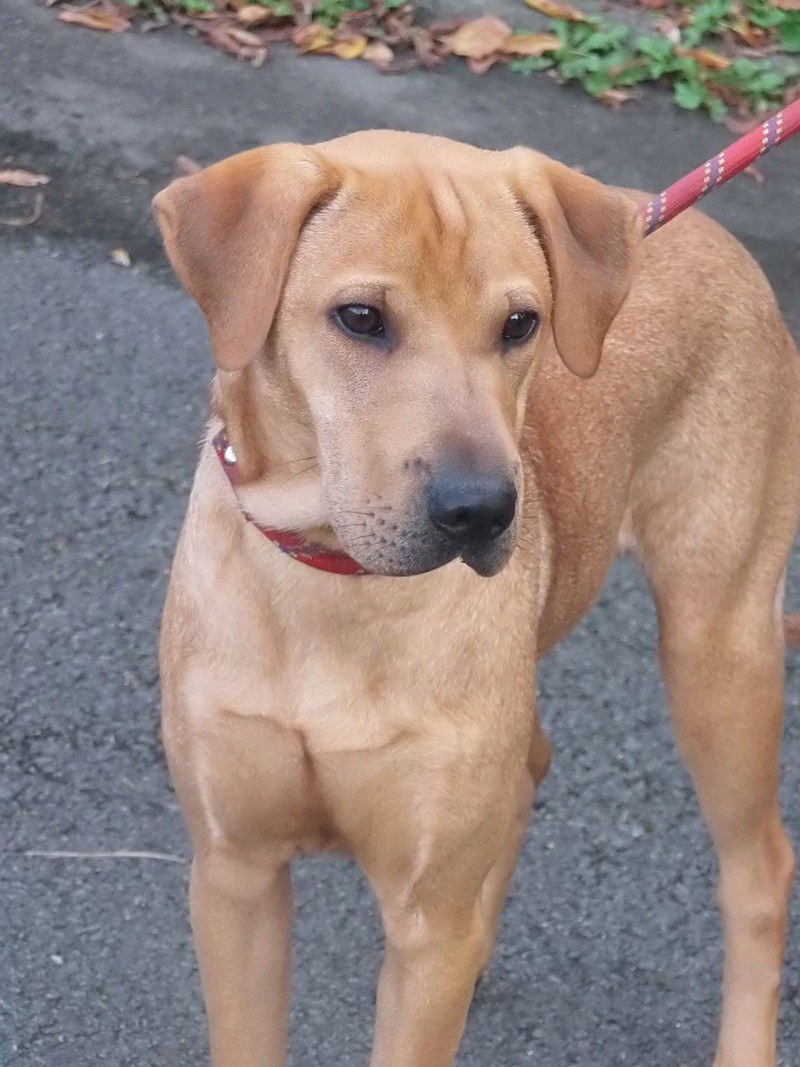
[155,131,799,1067]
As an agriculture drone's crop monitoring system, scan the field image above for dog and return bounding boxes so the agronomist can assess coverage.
[154,130,799,1067]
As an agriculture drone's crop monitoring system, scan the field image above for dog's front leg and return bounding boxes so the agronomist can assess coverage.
[370,893,487,1067]
[190,850,293,1067]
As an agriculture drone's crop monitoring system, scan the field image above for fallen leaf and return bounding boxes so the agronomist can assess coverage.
[205,23,268,63]
[57,6,130,32]
[676,47,732,70]
[723,114,762,133]
[443,16,511,60]
[410,26,443,67]
[0,169,50,188]
[523,0,589,23]
[428,19,465,36]
[468,54,501,74]
[501,31,561,56]
[597,87,636,108]
[771,0,800,9]
[110,247,132,267]
[235,5,275,26]
[743,164,765,184]
[226,25,266,47]
[730,17,767,47]
[325,34,367,59]
[292,22,333,52]
[174,154,202,176]
[0,191,45,228]
[140,17,169,32]
[383,8,415,35]
[362,40,394,70]
[336,7,378,31]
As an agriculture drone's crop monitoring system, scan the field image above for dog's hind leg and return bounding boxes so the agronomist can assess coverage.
[655,579,794,1067]
[630,386,800,1066]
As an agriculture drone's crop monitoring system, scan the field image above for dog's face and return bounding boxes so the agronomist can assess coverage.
[275,156,548,577]
[154,132,639,577]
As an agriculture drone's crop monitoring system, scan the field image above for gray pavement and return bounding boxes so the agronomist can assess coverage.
[2,1,799,1064]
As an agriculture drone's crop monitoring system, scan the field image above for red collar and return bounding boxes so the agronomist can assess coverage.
[212,431,368,576]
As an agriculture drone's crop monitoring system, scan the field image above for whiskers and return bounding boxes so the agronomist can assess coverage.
[267,456,319,482]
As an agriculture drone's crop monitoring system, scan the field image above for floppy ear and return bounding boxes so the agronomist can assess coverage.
[508,149,641,378]
[153,145,338,371]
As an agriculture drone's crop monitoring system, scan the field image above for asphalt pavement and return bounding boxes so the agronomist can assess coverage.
[2,1,799,1064]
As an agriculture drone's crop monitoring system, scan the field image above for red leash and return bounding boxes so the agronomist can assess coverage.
[641,97,800,236]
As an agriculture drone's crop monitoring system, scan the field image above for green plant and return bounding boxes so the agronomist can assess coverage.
[124,0,214,13]
[311,0,371,29]
[509,9,798,120]
[252,0,294,17]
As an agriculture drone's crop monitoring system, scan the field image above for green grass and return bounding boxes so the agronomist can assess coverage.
[510,1,800,120]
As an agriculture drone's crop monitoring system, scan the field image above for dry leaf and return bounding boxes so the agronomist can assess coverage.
[292,22,333,52]
[363,40,394,70]
[110,247,132,267]
[597,87,636,108]
[57,6,130,32]
[443,16,511,60]
[676,47,731,70]
[730,17,767,46]
[428,18,465,36]
[523,0,589,23]
[0,192,45,228]
[468,54,502,74]
[723,114,761,134]
[0,169,50,188]
[226,25,265,47]
[326,34,367,59]
[174,154,202,176]
[501,32,561,56]
[236,5,275,26]
[206,23,268,63]
[409,26,442,66]
[771,0,800,9]
[743,164,765,184]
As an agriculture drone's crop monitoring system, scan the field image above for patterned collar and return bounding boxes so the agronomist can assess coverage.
[211,431,368,576]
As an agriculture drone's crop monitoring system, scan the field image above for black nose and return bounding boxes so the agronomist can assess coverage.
[427,471,517,545]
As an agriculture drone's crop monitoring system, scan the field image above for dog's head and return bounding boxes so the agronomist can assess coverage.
[154,131,640,577]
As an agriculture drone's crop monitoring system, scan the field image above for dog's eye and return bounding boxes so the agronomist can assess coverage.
[335,304,386,340]
[502,310,539,345]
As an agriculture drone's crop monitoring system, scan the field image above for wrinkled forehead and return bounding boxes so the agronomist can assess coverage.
[293,160,550,307]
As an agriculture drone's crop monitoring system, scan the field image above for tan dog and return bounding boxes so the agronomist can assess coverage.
[155,130,799,1067]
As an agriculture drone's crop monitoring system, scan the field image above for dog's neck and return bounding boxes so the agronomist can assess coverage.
[211,366,332,534]
[212,428,369,575]
[207,367,370,575]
